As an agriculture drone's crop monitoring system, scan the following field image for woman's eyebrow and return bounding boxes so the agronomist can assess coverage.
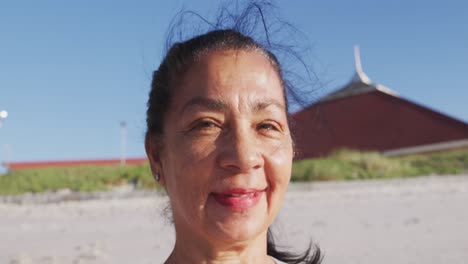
[252,99,285,112]
[180,97,228,115]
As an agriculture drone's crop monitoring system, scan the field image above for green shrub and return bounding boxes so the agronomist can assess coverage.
[1,149,467,195]
[292,148,468,182]
[0,163,158,195]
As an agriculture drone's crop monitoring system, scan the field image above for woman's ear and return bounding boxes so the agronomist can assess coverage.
[145,136,166,186]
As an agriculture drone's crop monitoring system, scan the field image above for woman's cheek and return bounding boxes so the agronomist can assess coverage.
[169,134,212,167]
[264,137,293,168]
[265,144,293,201]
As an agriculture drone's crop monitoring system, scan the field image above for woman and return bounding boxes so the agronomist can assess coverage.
[145,3,321,264]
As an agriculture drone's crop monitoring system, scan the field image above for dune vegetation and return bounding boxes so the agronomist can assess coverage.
[0,149,467,195]
[292,148,468,181]
[0,163,156,195]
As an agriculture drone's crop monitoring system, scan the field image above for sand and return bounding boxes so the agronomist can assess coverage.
[1,175,467,264]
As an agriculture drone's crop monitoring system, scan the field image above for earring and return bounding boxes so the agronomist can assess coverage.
[154,173,160,181]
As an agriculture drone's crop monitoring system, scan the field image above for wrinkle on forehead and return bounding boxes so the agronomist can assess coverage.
[180,96,286,118]
[174,50,286,116]
[209,51,284,112]
[212,50,278,83]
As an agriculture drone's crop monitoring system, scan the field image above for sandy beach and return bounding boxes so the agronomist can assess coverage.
[1,175,467,264]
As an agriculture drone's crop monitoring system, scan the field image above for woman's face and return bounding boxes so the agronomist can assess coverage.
[155,50,293,245]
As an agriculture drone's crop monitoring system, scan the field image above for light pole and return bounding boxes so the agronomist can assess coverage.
[0,110,7,128]
[0,110,9,173]
[120,121,127,166]
[3,144,11,168]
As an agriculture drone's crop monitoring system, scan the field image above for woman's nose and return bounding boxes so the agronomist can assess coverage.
[217,126,264,173]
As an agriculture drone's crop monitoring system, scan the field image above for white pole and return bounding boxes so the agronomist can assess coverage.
[3,144,11,167]
[120,121,127,166]
[0,110,7,128]
[354,45,363,73]
[0,111,10,172]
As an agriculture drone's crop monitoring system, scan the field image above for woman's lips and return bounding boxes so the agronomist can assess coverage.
[212,188,263,212]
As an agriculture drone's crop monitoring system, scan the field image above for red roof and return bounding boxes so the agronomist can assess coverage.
[291,47,468,159]
[4,158,148,171]
[292,90,468,159]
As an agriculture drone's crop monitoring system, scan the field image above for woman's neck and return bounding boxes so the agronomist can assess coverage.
[165,230,273,264]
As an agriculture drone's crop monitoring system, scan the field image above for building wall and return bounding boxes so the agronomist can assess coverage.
[5,158,148,171]
[292,90,468,159]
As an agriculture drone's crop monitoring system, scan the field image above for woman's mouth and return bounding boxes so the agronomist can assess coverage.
[211,188,263,212]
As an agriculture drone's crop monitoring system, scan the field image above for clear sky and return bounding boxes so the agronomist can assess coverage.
[1,0,467,165]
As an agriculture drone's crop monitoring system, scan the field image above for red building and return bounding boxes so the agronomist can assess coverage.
[292,48,468,159]
[4,158,147,171]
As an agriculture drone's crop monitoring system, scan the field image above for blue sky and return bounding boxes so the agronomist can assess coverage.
[0,0,467,164]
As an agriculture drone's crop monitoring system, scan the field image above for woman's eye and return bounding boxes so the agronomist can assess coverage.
[191,119,221,131]
[257,122,280,132]
[199,121,216,128]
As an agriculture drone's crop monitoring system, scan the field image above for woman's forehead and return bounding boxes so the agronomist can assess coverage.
[173,50,285,109]
[178,96,286,117]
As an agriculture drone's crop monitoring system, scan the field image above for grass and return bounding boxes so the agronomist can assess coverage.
[0,163,157,195]
[291,148,468,181]
[1,148,467,195]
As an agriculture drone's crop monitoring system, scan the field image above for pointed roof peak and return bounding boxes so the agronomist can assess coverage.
[351,45,372,84]
[318,46,399,103]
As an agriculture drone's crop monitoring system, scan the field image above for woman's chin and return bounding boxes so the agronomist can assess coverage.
[204,195,269,243]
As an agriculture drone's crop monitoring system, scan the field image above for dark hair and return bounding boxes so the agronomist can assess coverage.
[146,2,321,263]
